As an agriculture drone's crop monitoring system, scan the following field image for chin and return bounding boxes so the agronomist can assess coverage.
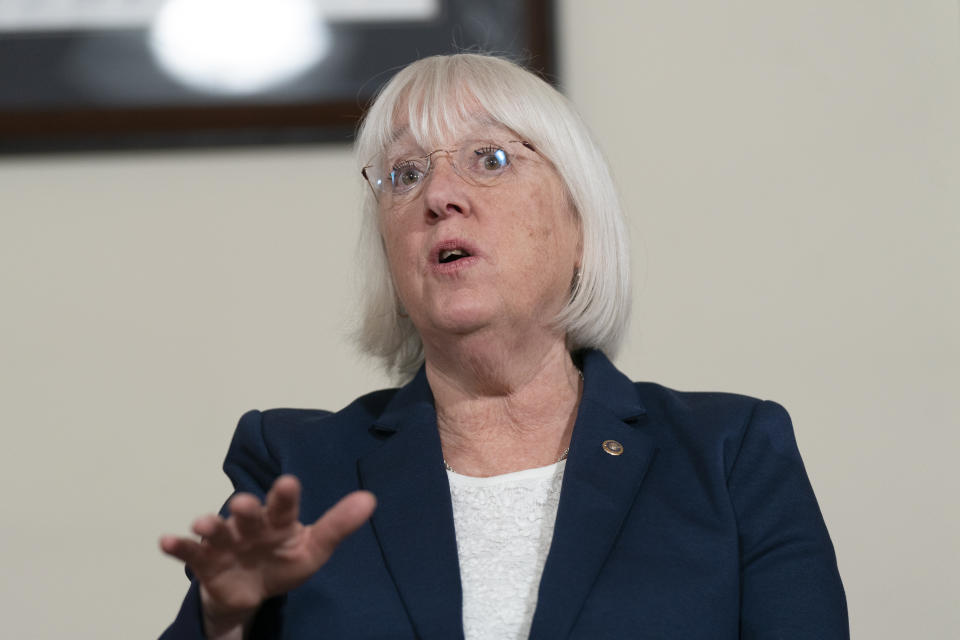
[422,301,496,337]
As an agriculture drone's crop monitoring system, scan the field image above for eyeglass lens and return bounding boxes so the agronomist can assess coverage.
[365,140,523,200]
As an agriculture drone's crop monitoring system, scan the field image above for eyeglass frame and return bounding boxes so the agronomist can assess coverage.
[360,139,538,203]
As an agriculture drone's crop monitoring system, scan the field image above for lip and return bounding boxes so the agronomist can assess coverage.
[429,238,482,274]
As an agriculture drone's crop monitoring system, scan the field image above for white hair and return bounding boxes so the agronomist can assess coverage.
[353,53,631,381]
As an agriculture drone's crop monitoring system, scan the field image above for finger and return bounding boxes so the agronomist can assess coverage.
[191,514,234,548]
[159,535,205,567]
[265,475,301,529]
[161,536,227,583]
[229,493,266,539]
[307,491,377,562]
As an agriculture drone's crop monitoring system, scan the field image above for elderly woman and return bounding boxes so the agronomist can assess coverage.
[160,54,847,640]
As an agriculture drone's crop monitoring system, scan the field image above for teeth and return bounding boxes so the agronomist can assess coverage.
[440,249,466,261]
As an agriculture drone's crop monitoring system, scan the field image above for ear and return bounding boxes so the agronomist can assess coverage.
[571,215,584,297]
[565,188,584,261]
[574,218,584,271]
[570,264,583,296]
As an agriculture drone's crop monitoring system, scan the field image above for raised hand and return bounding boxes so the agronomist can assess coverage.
[160,475,376,637]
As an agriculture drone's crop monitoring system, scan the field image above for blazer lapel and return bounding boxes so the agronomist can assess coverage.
[357,368,464,640]
[528,351,658,640]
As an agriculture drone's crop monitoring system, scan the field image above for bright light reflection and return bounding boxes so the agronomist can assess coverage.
[149,0,330,95]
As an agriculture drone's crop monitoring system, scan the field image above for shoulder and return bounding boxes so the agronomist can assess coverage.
[580,350,795,473]
[629,381,796,477]
[221,386,408,495]
[633,381,764,419]
[260,387,401,423]
[245,386,404,441]
[631,379,779,431]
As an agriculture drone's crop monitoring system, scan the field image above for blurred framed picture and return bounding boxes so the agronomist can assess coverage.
[0,0,555,153]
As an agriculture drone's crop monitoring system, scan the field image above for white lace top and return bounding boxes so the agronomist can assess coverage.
[447,460,566,640]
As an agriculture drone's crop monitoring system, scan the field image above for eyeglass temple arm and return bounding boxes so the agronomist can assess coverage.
[360,166,381,201]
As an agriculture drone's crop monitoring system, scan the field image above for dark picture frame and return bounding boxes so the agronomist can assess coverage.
[0,0,555,153]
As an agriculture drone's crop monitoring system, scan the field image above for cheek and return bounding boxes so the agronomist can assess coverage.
[509,191,580,264]
[379,224,421,289]
[380,208,415,254]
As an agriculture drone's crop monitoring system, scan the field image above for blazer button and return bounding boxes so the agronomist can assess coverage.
[602,439,624,456]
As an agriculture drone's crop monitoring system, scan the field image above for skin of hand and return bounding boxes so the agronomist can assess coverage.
[160,475,376,634]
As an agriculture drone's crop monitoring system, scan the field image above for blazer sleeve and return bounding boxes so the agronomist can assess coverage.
[160,410,286,640]
[728,400,849,639]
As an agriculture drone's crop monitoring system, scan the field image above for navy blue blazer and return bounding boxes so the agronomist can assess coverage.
[161,350,847,639]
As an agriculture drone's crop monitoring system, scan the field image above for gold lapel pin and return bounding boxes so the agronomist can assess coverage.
[602,439,624,456]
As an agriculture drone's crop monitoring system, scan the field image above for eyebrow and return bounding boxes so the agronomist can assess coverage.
[385,115,510,148]
[387,124,409,144]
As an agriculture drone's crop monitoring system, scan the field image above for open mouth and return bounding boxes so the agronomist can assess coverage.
[439,248,472,264]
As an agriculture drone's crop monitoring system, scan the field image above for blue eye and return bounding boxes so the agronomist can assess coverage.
[475,146,509,171]
[390,162,424,191]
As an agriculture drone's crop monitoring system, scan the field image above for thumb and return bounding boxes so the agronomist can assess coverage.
[306,491,377,564]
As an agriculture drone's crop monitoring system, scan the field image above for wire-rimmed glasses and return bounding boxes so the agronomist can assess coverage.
[361,139,536,205]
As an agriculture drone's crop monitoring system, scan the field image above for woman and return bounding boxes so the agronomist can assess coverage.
[160,54,847,639]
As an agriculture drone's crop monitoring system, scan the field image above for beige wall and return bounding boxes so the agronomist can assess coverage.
[1,1,957,637]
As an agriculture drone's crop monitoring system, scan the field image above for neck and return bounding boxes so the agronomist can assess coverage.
[424,333,582,477]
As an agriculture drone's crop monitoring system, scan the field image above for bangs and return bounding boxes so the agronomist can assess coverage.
[398,68,479,150]
[358,54,545,166]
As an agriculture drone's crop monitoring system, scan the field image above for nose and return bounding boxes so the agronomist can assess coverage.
[422,152,469,221]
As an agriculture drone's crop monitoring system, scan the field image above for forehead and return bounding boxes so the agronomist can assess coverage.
[384,115,517,155]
